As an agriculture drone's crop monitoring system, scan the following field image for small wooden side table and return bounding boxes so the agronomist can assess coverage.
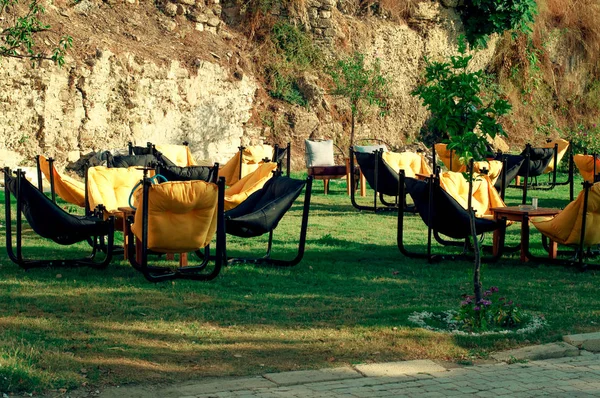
[491,206,561,262]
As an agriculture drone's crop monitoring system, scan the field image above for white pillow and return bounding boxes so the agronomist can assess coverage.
[305,139,335,168]
[354,144,388,153]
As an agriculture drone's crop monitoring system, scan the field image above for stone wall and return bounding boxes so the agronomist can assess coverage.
[0,51,257,168]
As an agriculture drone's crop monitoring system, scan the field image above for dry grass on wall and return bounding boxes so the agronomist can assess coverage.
[490,0,600,146]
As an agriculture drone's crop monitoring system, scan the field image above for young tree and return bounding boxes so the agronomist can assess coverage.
[1,0,72,65]
[329,52,388,146]
[412,38,511,302]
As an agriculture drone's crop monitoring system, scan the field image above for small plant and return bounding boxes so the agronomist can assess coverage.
[329,52,389,145]
[0,0,72,65]
[455,286,527,332]
[458,0,538,48]
[566,123,600,155]
[271,21,321,68]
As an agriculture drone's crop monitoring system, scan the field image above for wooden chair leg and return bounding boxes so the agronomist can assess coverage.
[323,179,329,195]
[179,252,188,266]
[360,171,366,197]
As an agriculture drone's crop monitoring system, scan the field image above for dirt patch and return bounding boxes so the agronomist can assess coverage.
[40,0,242,72]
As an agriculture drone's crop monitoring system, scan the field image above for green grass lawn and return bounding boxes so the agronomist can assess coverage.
[0,172,598,394]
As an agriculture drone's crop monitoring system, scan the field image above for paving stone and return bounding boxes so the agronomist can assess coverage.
[564,332,600,353]
[263,367,362,386]
[492,342,580,362]
[355,360,447,377]
[174,377,275,396]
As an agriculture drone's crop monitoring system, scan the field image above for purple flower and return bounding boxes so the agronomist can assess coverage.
[490,286,499,293]
[481,300,492,306]
[474,306,480,311]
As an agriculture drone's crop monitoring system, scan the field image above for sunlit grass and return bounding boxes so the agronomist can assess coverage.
[0,172,598,394]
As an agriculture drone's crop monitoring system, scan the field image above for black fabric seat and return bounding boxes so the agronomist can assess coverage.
[518,147,555,177]
[3,168,115,269]
[397,171,504,262]
[155,163,218,183]
[493,153,525,193]
[350,148,412,212]
[106,154,158,168]
[223,175,313,266]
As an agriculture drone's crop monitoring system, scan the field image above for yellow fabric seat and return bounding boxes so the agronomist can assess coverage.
[38,155,86,207]
[574,154,600,183]
[131,180,219,253]
[219,145,274,186]
[542,138,570,173]
[439,171,506,219]
[381,151,432,178]
[532,183,600,247]
[154,144,197,167]
[86,166,145,213]
[434,143,502,185]
[224,162,278,211]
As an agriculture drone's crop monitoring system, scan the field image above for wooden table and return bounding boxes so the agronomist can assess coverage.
[117,206,188,266]
[491,206,561,262]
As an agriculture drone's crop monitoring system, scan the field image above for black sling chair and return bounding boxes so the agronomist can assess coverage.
[128,141,154,156]
[106,153,158,169]
[509,142,575,202]
[223,174,313,266]
[155,160,219,183]
[350,147,411,212]
[3,168,115,269]
[231,143,291,181]
[272,143,291,177]
[397,170,506,263]
[126,174,226,282]
[523,180,600,271]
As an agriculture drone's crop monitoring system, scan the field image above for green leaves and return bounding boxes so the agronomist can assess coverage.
[412,36,511,164]
[328,51,389,144]
[329,52,389,116]
[0,0,72,65]
[459,0,539,48]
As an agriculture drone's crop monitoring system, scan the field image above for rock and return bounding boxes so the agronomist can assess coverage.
[67,150,80,162]
[207,16,220,27]
[176,0,195,6]
[296,73,324,110]
[163,2,178,17]
[195,23,204,31]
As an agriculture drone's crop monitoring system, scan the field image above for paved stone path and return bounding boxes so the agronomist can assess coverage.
[174,354,600,398]
[99,352,600,398]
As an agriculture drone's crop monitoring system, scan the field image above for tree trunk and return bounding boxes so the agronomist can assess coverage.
[467,160,483,303]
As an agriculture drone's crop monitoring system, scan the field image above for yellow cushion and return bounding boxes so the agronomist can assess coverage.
[131,180,218,253]
[224,162,277,210]
[439,171,506,219]
[542,138,569,173]
[87,166,145,213]
[533,182,600,246]
[574,154,600,183]
[38,156,85,207]
[434,144,502,184]
[218,145,274,186]
[435,143,463,172]
[382,151,432,178]
[155,144,197,167]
